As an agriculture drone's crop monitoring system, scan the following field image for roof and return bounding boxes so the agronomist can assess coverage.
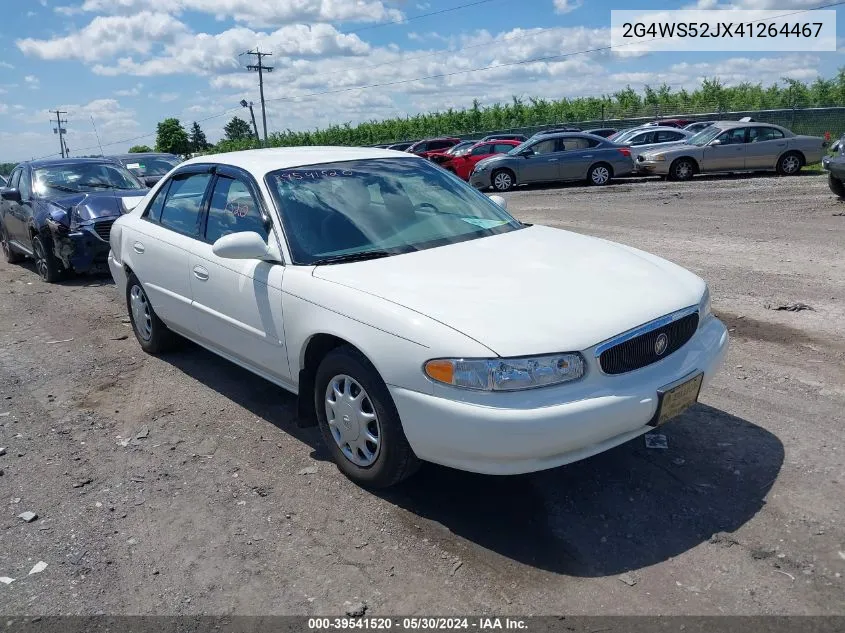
[626,126,692,134]
[23,157,121,169]
[712,120,781,129]
[179,146,424,174]
[109,153,179,160]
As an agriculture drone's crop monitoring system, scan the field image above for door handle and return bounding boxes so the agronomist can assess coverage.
[548,159,559,162]
[133,242,145,254]
[583,154,593,158]
[193,266,209,281]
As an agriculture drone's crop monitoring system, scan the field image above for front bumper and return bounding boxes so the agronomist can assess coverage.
[107,252,127,296]
[390,315,728,475]
[635,158,671,175]
[53,223,113,273]
[469,169,493,189]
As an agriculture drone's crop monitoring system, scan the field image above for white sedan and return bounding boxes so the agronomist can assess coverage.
[108,147,728,488]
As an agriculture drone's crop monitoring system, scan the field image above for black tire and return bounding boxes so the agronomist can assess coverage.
[31,233,63,283]
[125,273,178,354]
[315,345,420,488]
[669,158,696,181]
[587,162,612,186]
[829,173,845,198]
[777,152,803,176]
[0,221,24,264]
[491,168,515,192]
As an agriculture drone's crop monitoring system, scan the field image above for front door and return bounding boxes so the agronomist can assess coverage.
[189,172,290,382]
[702,127,747,171]
[519,138,562,183]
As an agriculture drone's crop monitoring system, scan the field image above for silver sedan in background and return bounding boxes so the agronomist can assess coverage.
[637,122,825,180]
[469,133,634,191]
[613,126,693,165]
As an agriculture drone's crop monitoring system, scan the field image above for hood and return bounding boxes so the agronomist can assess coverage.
[312,225,705,356]
[49,189,148,222]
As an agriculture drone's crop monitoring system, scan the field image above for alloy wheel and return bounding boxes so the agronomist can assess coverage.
[32,238,49,281]
[591,166,610,185]
[324,374,381,467]
[0,226,9,258]
[493,172,513,191]
[782,155,800,174]
[129,284,153,341]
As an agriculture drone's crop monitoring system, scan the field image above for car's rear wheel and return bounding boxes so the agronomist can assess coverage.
[31,234,63,283]
[126,273,178,354]
[829,173,845,198]
[315,345,420,488]
[777,152,803,176]
[587,163,612,186]
[491,169,515,192]
[0,222,24,264]
[669,158,696,181]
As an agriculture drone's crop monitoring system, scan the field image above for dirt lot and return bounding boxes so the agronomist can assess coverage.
[0,172,843,616]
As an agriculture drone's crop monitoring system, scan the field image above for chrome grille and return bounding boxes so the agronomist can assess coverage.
[93,219,115,242]
[598,311,699,375]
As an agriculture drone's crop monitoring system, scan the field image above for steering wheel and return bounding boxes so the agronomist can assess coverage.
[319,210,368,250]
[416,202,440,214]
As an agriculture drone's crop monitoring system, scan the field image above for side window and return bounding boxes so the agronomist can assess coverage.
[159,172,211,237]
[630,132,654,146]
[205,177,269,244]
[656,130,683,143]
[531,139,557,155]
[413,142,429,152]
[430,140,454,151]
[143,180,171,223]
[560,137,597,151]
[493,143,513,153]
[471,144,491,156]
[17,169,32,200]
[717,128,747,145]
[749,126,784,142]
[8,169,21,190]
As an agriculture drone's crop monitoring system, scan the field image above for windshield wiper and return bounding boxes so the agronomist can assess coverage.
[311,250,395,266]
[81,183,118,189]
[47,184,81,193]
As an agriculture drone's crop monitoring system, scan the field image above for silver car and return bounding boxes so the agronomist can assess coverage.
[637,121,825,180]
[613,126,693,165]
[469,133,634,191]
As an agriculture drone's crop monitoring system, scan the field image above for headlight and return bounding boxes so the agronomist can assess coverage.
[424,353,585,391]
[699,286,712,324]
[649,154,666,161]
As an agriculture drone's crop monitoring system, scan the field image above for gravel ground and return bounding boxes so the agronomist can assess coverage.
[0,172,843,616]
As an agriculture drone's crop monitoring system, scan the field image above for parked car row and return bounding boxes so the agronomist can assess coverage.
[0,143,729,490]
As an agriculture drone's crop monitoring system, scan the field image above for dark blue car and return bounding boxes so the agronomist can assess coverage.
[0,158,148,282]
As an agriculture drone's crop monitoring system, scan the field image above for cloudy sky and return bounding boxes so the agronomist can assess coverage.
[0,0,841,161]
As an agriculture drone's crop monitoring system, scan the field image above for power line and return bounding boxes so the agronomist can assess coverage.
[243,48,274,143]
[260,1,845,107]
[342,0,501,35]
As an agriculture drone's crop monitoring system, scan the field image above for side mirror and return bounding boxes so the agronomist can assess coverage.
[212,231,271,260]
[709,139,722,146]
[488,194,507,210]
[1,188,22,203]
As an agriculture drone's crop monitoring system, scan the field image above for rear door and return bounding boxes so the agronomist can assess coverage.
[558,136,600,180]
[745,126,787,169]
[189,167,290,382]
[2,168,25,243]
[702,127,747,171]
[131,166,212,332]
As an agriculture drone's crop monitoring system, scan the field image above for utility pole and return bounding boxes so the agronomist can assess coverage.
[50,109,68,158]
[244,48,273,143]
[240,99,260,142]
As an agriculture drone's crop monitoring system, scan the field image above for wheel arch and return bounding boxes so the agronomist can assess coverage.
[670,155,700,174]
[776,149,805,169]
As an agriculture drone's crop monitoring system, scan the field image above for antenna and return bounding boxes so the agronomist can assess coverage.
[90,116,105,156]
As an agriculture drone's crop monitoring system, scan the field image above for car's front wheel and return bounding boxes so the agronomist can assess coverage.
[31,233,63,282]
[315,345,420,488]
[126,273,178,354]
[829,173,845,198]
[491,169,515,192]
[669,158,696,181]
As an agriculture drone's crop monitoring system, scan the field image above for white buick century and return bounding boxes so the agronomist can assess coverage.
[108,147,728,488]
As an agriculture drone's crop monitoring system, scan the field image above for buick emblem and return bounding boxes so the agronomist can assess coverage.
[654,333,669,356]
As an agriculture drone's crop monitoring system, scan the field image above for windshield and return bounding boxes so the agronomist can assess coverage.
[266,158,523,265]
[687,126,723,146]
[447,141,475,155]
[33,163,144,195]
[121,156,180,176]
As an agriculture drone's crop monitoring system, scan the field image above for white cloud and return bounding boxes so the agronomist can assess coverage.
[152,92,180,102]
[692,0,830,7]
[0,62,14,69]
[71,0,404,28]
[115,83,143,97]
[91,23,370,76]
[16,12,188,62]
[554,0,583,14]
[0,103,8,115]
[24,75,40,89]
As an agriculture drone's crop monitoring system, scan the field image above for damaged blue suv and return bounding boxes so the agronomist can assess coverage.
[0,158,148,282]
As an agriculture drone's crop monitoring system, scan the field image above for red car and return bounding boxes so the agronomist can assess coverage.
[406,137,461,159]
[441,139,522,180]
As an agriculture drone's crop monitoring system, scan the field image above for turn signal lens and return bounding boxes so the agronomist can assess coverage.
[424,353,585,391]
